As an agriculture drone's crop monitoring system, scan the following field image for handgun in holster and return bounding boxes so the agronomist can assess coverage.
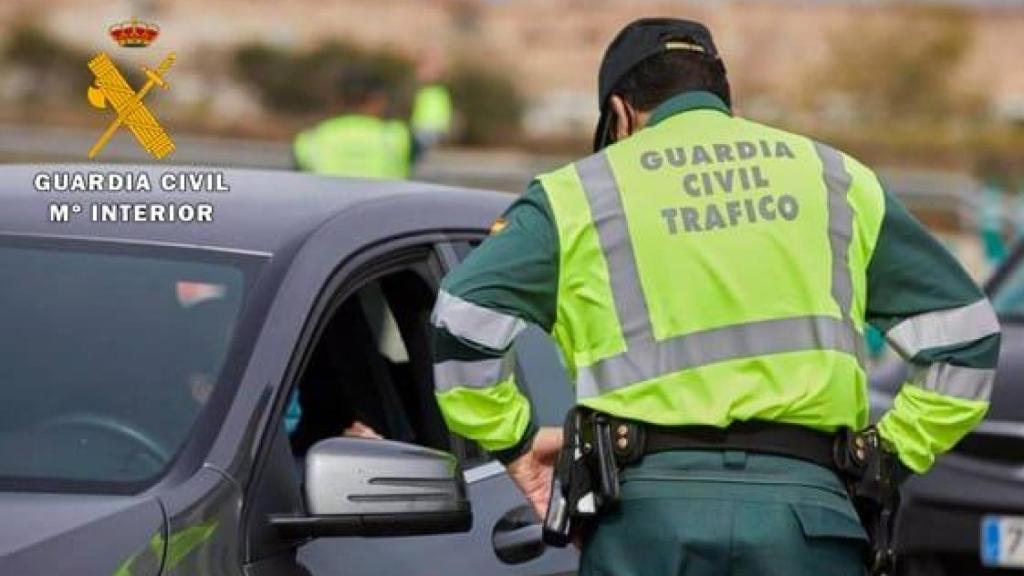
[542,407,624,547]
[834,426,908,576]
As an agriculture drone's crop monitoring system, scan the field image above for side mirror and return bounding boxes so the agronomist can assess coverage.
[270,438,472,538]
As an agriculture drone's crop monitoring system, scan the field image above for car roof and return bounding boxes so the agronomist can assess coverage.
[0,164,510,255]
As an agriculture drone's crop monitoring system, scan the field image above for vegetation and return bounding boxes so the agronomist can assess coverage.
[804,5,1024,178]
[1,13,1014,164]
[2,23,91,104]
[232,42,525,145]
[233,41,414,115]
[447,59,524,146]
[811,4,984,125]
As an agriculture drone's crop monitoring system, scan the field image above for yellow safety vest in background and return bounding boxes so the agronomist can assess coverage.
[411,84,454,136]
[294,115,411,180]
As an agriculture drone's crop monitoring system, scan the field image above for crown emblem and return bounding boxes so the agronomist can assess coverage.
[108,17,160,48]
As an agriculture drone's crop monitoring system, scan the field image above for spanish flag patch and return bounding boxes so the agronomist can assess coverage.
[490,217,508,235]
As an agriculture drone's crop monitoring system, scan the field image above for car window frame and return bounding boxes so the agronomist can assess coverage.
[986,241,1024,321]
[985,241,1023,295]
[242,232,452,564]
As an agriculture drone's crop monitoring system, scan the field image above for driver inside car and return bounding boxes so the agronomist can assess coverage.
[286,282,422,455]
[284,391,382,440]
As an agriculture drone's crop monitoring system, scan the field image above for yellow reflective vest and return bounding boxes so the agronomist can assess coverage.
[294,115,411,180]
[411,84,454,136]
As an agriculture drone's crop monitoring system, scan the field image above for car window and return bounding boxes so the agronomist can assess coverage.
[288,263,450,459]
[0,240,250,490]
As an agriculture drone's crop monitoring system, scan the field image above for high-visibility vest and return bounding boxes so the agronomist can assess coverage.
[411,84,454,135]
[537,108,886,432]
[294,115,411,180]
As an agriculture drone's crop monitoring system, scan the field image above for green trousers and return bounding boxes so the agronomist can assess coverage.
[579,450,868,576]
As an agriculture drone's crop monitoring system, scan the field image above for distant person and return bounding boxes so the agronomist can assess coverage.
[411,51,454,150]
[293,74,414,180]
[287,285,423,455]
[284,390,382,441]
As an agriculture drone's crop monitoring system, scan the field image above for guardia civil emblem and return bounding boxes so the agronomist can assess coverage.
[86,17,175,160]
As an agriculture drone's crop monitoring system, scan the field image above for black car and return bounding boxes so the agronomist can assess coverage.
[872,244,1024,575]
[0,165,578,576]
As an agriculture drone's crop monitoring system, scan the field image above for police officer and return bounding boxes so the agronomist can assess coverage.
[411,51,454,149]
[430,18,1000,576]
[294,72,413,179]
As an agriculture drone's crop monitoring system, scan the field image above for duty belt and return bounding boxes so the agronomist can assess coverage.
[607,417,839,473]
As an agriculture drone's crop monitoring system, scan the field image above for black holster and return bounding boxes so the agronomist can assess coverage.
[542,407,621,547]
[834,427,907,576]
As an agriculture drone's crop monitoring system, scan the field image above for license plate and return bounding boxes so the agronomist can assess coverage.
[982,516,1024,568]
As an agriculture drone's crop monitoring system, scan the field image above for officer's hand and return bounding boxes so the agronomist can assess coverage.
[507,427,563,520]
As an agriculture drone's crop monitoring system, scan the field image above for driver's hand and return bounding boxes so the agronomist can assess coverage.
[343,420,383,439]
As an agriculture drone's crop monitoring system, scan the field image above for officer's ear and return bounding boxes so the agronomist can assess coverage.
[609,95,647,143]
[609,95,633,143]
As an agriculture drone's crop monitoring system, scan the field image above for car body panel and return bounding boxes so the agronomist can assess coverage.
[0,492,165,575]
[160,467,244,576]
[980,321,1024,422]
[5,165,445,253]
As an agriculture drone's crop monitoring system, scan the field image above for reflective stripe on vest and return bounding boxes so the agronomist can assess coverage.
[568,144,866,398]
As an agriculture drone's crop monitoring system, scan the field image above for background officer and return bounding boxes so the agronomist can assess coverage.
[429,18,1000,576]
[411,50,454,149]
[293,72,414,179]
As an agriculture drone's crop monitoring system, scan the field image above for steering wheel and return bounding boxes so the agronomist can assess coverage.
[33,412,171,467]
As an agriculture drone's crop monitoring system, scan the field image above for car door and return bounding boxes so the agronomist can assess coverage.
[295,240,578,576]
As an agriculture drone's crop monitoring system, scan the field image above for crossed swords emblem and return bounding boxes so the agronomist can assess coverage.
[86,52,176,160]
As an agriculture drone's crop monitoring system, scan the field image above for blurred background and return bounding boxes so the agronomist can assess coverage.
[2,0,1024,280]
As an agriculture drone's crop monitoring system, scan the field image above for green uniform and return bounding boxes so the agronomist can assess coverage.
[293,115,412,180]
[430,91,999,574]
[586,451,867,576]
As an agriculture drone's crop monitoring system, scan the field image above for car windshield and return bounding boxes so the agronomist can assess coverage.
[991,251,1024,320]
[0,239,251,491]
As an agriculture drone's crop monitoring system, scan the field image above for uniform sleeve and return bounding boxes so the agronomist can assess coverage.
[867,190,1001,473]
[431,181,559,463]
